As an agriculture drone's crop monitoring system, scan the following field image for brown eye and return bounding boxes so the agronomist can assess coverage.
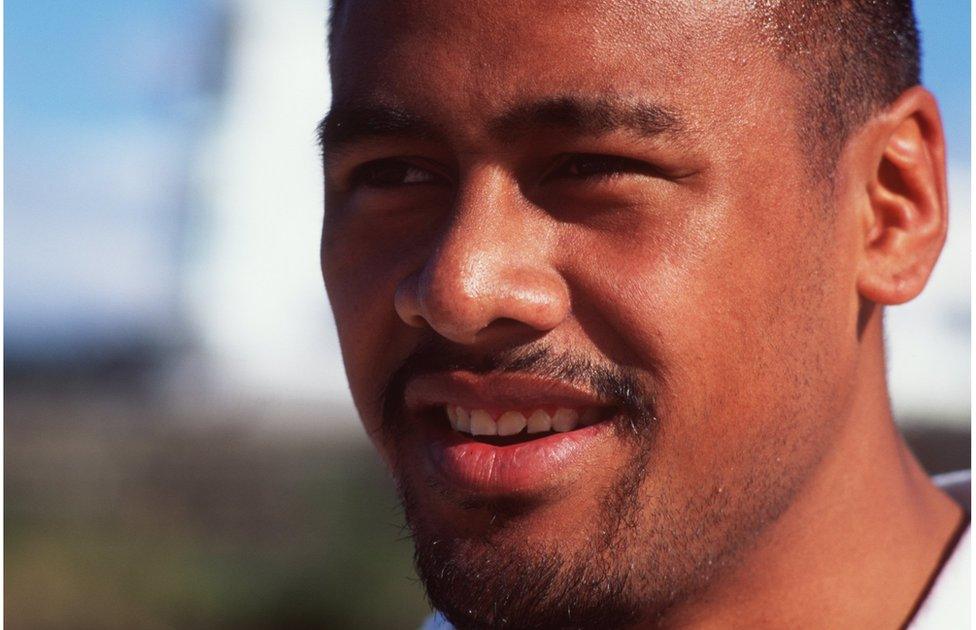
[546,153,662,181]
[349,159,444,189]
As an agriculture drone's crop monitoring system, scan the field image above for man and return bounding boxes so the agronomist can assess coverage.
[319,1,969,628]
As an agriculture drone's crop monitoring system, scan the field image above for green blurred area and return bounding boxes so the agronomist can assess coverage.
[5,384,969,629]
[5,387,431,630]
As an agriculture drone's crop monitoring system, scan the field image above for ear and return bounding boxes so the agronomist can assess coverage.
[853,86,948,306]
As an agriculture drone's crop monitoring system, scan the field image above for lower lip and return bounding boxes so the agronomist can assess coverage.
[422,417,614,496]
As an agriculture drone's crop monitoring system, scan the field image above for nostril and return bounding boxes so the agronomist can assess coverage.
[394,273,428,329]
[393,236,570,342]
[469,317,554,347]
[483,316,544,336]
[404,313,428,328]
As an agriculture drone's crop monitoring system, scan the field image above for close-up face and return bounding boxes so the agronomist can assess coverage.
[322,0,865,626]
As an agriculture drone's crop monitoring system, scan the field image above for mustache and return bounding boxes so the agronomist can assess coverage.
[379,337,659,443]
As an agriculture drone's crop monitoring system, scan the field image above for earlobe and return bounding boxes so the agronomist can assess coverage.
[856,87,948,306]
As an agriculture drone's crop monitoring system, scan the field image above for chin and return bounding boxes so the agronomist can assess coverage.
[391,433,658,630]
[403,485,646,630]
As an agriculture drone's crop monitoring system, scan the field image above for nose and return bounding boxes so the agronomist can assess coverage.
[394,171,570,345]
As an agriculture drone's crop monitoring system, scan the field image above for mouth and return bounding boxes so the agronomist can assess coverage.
[444,404,612,445]
[404,372,621,496]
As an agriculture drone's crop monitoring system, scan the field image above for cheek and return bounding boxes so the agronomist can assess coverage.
[564,198,861,548]
[568,192,858,451]
[321,217,423,436]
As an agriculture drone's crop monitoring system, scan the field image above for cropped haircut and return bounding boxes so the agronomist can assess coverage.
[752,0,920,178]
[327,0,920,179]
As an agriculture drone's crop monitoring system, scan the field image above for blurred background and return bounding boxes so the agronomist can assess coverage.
[4,1,970,628]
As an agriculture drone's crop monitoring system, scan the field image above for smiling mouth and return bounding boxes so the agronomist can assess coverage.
[442,405,614,446]
[403,371,623,495]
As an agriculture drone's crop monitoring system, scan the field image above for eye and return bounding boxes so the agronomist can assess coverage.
[348,158,447,189]
[545,153,663,182]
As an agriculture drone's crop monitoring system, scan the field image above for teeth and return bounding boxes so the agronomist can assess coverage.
[552,408,579,432]
[444,406,596,436]
[455,407,471,433]
[497,411,527,436]
[469,409,497,436]
[526,409,552,433]
[446,406,458,429]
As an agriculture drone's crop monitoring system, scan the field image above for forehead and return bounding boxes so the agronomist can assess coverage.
[330,0,786,139]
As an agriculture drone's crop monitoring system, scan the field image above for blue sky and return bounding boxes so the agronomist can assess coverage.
[915,0,971,164]
[5,1,218,122]
[5,0,223,357]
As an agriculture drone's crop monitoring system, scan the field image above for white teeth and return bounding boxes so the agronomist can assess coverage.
[497,411,527,436]
[526,409,553,434]
[455,407,471,433]
[552,408,579,432]
[446,406,458,429]
[445,406,594,436]
[469,409,497,436]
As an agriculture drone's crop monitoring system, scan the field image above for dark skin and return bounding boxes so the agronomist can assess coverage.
[321,1,962,627]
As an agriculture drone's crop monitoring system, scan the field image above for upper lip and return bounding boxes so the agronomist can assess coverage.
[404,371,612,413]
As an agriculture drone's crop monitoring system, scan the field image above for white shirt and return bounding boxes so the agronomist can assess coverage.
[908,470,971,629]
[421,470,972,629]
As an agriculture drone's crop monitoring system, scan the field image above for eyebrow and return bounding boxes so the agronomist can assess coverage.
[489,96,681,142]
[317,95,682,156]
[316,105,442,155]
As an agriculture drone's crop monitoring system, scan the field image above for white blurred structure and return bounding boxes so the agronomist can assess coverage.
[181,0,354,416]
[886,167,971,426]
[180,0,970,428]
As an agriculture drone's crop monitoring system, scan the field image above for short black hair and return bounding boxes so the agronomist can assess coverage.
[327,1,920,177]
[754,0,920,177]
[327,0,344,55]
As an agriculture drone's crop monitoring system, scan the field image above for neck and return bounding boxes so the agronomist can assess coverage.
[656,312,964,629]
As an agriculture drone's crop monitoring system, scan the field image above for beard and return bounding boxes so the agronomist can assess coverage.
[378,339,804,629]
[401,445,656,630]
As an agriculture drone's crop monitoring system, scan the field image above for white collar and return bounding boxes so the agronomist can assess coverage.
[908,470,971,629]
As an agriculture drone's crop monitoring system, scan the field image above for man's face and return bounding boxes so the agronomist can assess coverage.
[322,1,863,626]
